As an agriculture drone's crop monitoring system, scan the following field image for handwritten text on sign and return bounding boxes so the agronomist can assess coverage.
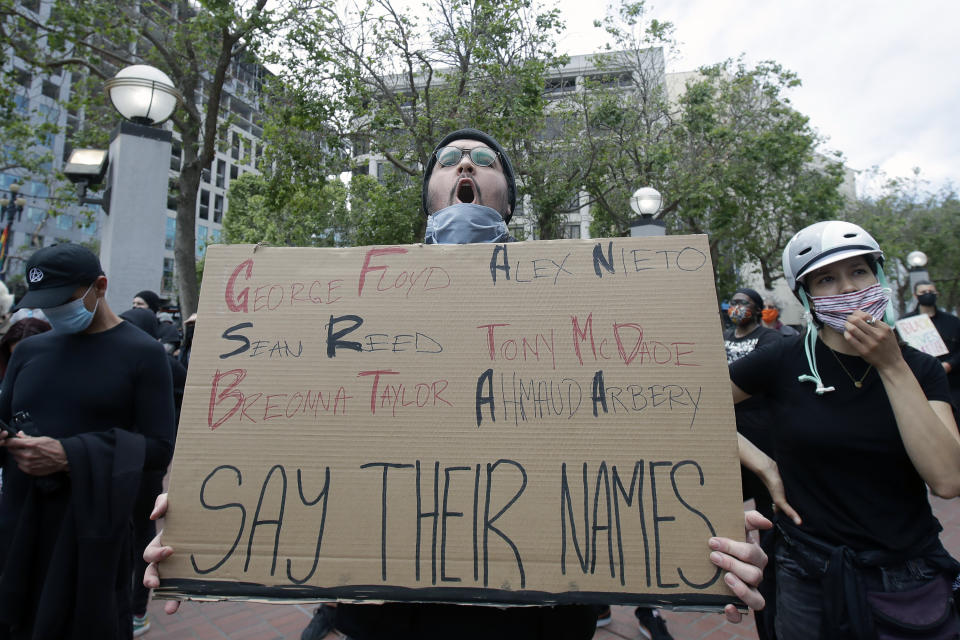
[896,314,948,357]
[161,237,743,608]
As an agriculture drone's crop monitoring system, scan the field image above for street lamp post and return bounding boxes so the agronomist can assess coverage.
[0,183,27,280]
[73,65,181,311]
[629,186,665,237]
[906,250,929,296]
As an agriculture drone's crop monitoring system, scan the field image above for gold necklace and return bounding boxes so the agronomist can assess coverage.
[826,345,872,389]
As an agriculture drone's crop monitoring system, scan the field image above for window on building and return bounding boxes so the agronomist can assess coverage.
[213,194,223,224]
[563,223,581,239]
[14,69,31,89]
[56,214,73,230]
[230,165,238,181]
[170,141,182,172]
[167,177,179,211]
[41,80,60,100]
[162,258,175,293]
[216,159,225,188]
[27,207,44,224]
[545,76,575,93]
[198,189,209,220]
[231,133,241,161]
[210,228,222,244]
[20,0,41,12]
[165,217,176,250]
[196,225,208,258]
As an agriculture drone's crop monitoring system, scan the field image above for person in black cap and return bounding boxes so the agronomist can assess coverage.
[145,131,770,640]
[132,290,162,314]
[0,243,175,639]
[420,128,516,244]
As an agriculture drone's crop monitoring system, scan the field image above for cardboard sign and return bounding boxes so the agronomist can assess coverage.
[158,237,744,610]
[896,314,948,357]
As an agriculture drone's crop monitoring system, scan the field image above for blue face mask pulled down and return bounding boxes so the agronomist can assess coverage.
[43,283,98,334]
[424,204,509,245]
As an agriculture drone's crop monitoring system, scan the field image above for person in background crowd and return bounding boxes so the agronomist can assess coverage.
[119,307,185,637]
[723,288,782,640]
[133,290,180,355]
[736,221,960,638]
[724,288,780,364]
[0,318,51,381]
[761,298,798,337]
[132,290,162,314]
[902,280,960,409]
[144,129,771,640]
[0,244,175,639]
[0,282,13,337]
[177,312,197,370]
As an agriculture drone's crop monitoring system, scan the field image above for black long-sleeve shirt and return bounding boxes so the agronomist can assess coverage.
[0,321,175,546]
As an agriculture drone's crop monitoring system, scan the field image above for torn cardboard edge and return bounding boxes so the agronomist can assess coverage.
[156,578,742,613]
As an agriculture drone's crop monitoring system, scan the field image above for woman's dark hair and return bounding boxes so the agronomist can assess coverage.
[0,318,52,378]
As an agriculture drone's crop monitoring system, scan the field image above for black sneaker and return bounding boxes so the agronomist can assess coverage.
[301,604,336,640]
[635,607,674,640]
[595,605,612,627]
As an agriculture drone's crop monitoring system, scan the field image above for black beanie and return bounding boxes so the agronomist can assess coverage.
[734,287,764,310]
[134,290,162,313]
[421,128,516,222]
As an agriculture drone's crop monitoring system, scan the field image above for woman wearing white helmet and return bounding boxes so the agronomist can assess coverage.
[731,220,960,639]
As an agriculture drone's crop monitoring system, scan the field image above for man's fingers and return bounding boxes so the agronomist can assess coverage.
[143,531,173,564]
[723,571,765,610]
[723,603,745,623]
[3,436,31,450]
[163,600,181,615]
[710,548,763,587]
[709,537,767,576]
[151,493,169,521]
[143,561,161,589]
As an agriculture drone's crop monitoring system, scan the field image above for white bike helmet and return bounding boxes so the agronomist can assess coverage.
[783,220,884,295]
[782,220,893,395]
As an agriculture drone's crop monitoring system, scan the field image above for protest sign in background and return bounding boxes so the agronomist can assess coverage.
[158,236,744,610]
[895,314,949,357]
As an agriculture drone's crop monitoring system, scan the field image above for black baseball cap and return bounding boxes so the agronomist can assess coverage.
[422,128,516,222]
[17,243,104,309]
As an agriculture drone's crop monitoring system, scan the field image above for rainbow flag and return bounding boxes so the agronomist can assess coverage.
[0,225,8,266]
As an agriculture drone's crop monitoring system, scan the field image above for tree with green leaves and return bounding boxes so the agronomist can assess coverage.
[276,0,571,240]
[845,170,960,313]
[0,0,312,316]
[578,1,845,294]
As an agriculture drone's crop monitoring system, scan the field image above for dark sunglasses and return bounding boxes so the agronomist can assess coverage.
[435,146,498,167]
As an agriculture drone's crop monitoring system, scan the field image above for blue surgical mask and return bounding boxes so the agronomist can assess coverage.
[44,283,98,334]
[424,204,509,245]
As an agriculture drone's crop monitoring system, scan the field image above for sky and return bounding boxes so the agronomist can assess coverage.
[554,0,960,197]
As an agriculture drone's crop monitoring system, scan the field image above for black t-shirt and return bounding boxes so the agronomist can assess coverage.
[724,325,781,452]
[0,321,175,542]
[730,335,951,552]
[724,324,780,364]
[903,309,960,389]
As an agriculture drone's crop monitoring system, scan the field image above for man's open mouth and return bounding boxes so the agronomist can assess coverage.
[456,178,476,203]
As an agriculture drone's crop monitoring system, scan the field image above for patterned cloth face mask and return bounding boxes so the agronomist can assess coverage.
[809,283,889,333]
[727,303,754,326]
